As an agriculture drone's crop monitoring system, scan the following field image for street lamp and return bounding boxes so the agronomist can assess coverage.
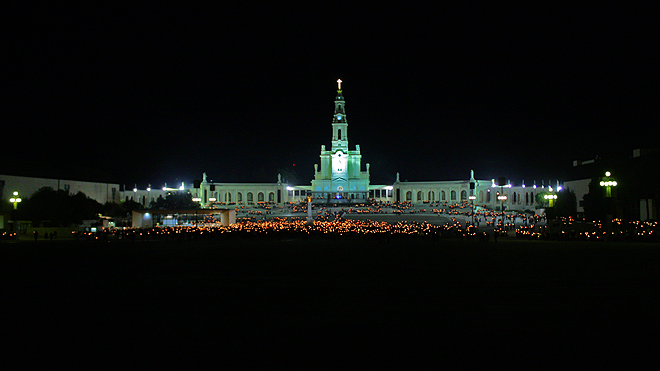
[9,191,22,209]
[496,177,508,213]
[469,171,476,226]
[599,171,618,198]
[544,194,558,207]
[469,195,476,225]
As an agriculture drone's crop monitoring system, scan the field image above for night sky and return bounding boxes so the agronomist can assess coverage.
[5,5,657,188]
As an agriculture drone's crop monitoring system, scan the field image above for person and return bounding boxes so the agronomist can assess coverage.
[33,230,39,241]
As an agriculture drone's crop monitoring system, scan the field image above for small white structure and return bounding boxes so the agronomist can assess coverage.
[131,209,236,228]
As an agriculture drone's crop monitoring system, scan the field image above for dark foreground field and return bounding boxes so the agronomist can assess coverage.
[3,238,660,364]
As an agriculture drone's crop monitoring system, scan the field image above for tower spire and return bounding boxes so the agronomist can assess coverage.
[332,79,347,151]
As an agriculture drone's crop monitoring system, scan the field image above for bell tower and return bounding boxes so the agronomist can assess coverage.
[312,79,370,203]
[331,79,348,152]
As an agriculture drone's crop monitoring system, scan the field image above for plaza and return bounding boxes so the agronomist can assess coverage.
[3,236,659,362]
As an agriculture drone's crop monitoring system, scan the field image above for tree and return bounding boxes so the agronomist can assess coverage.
[103,202,128,218]
[121,199,143,214]
[582,177,607,222]
[149,192,199,210]
[17,187,103,226]
[546,189,577,219]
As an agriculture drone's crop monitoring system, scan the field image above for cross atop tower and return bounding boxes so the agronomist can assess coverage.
[337,79,342,91]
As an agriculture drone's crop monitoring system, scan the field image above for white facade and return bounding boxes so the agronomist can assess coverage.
[121,81,562,211]
[563,178,591,215]
[310,87,370,202]
[390,173,547,211]
[0,174,120,205]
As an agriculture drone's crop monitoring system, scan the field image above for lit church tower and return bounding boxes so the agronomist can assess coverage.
[311,80,370,202]
[331,79,348,152]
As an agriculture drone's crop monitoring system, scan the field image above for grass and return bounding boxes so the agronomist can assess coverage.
[3,237,660,362]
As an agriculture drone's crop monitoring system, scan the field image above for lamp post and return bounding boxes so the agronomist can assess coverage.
[469,172,476,226]
[307,195,314,225]
[469,195,476,226]
[544,193,558,208]
[496,177,508,213]
[599,171,617,198]
[599,171,618,226]
[9,191,22,210]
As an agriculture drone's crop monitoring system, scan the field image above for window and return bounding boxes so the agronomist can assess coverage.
[451,190,457,200]
[417,191,422,201]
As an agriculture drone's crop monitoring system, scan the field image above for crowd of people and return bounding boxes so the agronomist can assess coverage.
[76,218,457,242]
[64,214,658,244]
[5,198,657,243]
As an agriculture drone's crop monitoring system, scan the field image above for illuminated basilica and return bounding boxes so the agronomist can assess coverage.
[125,80,552,212]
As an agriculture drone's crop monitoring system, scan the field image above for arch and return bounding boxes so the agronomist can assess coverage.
[451,190,457,201]
[247,192,254,203]
[417,191,423,201]
[258,192,265,202]
[225,192,231,202]
[269,192,275,202]
[405,191,412,201]
[441,190,446,201]
[237,192,243,202]
[338,128,342,140]
[486,190,491,202]
[460,190,467,201]
[428,191,435,201]
[478,190,484,203]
